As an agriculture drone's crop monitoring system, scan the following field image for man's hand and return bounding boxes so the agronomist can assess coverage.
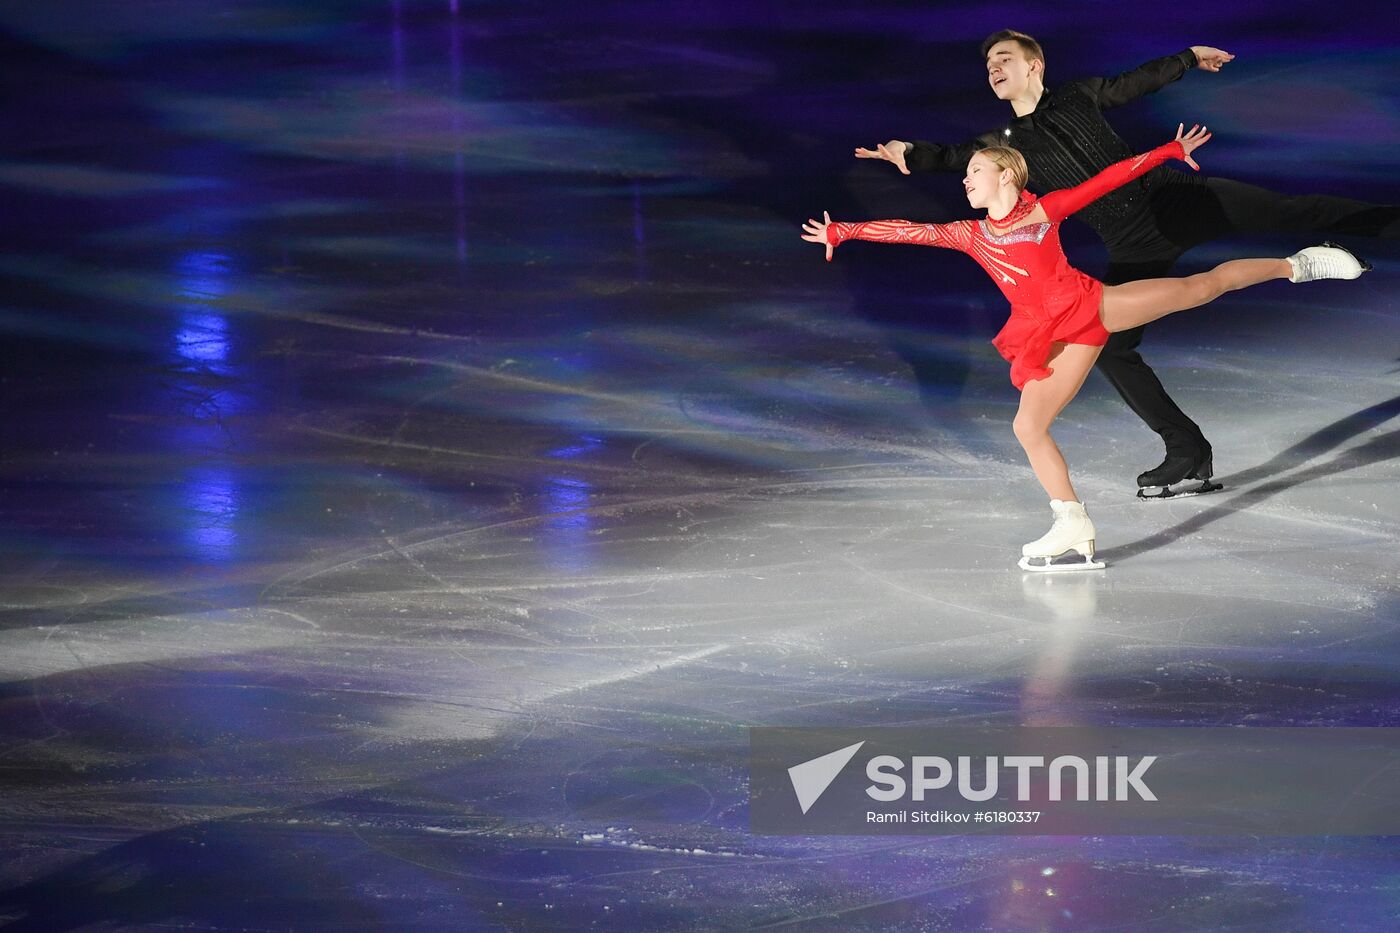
[854,140,911,175]
[1190,46,1234,72]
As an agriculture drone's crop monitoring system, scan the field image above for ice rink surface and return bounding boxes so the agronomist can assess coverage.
[1,2,1398,929]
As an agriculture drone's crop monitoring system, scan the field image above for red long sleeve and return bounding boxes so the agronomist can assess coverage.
[1038,140,1186,222]
[827,219,974,252]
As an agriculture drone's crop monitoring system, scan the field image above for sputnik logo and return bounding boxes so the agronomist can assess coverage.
[788,741,865,814]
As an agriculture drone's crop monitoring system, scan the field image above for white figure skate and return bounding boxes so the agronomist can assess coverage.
[1018,499,1106,572]
[1286,242,1371,283]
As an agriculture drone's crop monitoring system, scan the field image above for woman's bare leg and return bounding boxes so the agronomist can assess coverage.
[1100,258,1291,333]
[1014,343,1103,501]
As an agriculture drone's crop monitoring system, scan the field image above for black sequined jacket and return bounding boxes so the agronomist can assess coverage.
[905,49,1200,250]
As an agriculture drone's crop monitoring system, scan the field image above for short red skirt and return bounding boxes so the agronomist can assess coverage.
[990,277,1110,390]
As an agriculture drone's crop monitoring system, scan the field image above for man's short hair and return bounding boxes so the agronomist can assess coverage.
[981,29,1045,67]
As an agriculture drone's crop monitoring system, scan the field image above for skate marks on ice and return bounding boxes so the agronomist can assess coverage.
[1220,393,1400,489]
[8,730,1397,932]
[1106,393,1400,564]
[4,440,1396,927]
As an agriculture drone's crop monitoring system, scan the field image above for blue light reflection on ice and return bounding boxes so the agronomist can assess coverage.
[173,251,232,365]
[175,313,228,362]
[540,435,604,571]
[170,249,242,561]
[175,249,231,296]
[548,436,604,461]
[184,466,240,560]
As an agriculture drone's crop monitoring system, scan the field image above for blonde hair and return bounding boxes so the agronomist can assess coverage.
[975,146,1029,192]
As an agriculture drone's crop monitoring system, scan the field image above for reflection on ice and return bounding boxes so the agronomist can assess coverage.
[183,466,239,560]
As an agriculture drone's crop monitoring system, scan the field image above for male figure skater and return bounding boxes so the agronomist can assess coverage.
[858,30,1400,497]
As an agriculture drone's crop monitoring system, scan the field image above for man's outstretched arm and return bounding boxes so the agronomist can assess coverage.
[854,133,994,176]
[1081,46,1234,109]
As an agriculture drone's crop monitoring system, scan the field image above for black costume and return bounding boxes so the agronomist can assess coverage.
[905,49,1400,483]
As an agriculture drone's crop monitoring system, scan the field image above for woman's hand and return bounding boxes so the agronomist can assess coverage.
[801,210,836,262]
[854,140,911,176]
[1174,122,1212,171]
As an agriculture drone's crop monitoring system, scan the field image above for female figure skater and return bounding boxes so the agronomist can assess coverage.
[802,125,1370,571]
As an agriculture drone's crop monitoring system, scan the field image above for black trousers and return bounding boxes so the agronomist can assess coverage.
[1096,176,1400,459]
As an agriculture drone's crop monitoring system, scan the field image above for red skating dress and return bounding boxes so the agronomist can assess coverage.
[828,141,1186,390]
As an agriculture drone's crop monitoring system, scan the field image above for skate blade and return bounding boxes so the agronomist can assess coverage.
[1322,241,1373,273]
[1137,479,1224,500]
[1018,554,1106,573]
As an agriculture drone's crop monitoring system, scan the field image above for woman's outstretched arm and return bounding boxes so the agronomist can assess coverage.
[1038,124,1211,222]
[801,211,972,261]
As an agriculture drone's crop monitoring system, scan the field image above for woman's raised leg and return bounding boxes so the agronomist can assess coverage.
[1013,343,1103,500]
[1099,259,1290,333]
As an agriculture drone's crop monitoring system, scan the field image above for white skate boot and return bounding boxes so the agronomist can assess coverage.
[1286,242,1372,283]
[1018,499,1106,572]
